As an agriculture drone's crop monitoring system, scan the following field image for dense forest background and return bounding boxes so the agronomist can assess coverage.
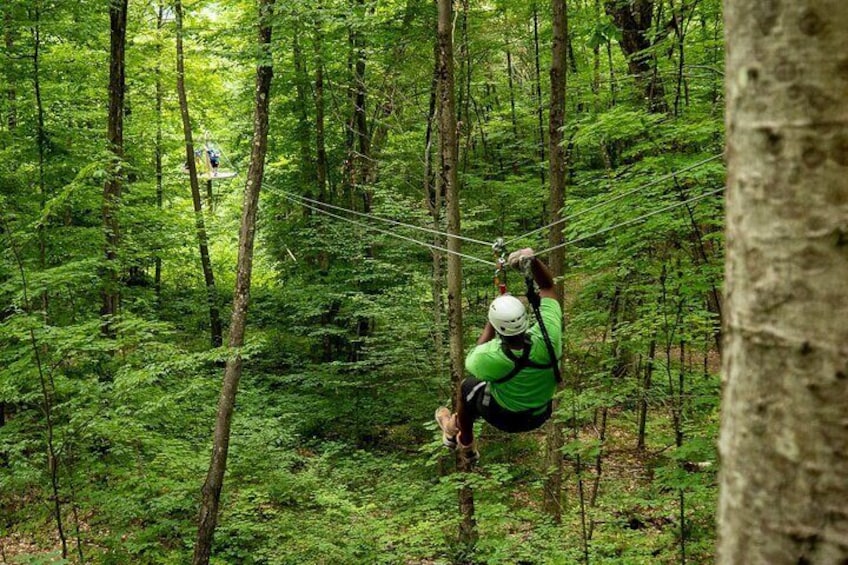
[1,0,727,563]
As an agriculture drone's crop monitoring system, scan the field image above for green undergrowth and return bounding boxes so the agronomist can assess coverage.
[3,365,718,564]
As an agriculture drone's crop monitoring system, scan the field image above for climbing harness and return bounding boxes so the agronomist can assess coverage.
[492,335,555,385]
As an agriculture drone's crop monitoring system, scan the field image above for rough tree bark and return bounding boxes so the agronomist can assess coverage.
[192,1,275,563]
[719,1,848,563]
[154,2,164,305]
[313,12,328,203]
[4,7,16,130]
[437,0,476,548]
[292,29,313,204]
[343,0,371,210]
[604,0,667,112]
[175,0,223,348]
[506,48,518,142]
[32,2,48,316]
[101,0,128,331]
[532,3,546,190]
[425,43,444,386]
[542,0,568,523]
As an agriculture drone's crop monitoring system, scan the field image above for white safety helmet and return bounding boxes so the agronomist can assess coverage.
[488,294,529,337]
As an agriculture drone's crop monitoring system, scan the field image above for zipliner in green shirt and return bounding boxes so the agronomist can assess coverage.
[465,297,562,413]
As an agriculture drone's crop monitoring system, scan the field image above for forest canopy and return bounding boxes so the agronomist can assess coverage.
[1,0,732,562]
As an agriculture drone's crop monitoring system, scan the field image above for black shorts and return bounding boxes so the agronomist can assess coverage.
[461,377,552,433]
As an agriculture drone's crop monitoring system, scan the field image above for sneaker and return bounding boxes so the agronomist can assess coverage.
[434,407,458,449]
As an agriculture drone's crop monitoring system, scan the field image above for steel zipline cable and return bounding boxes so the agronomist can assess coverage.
[279,185,723,268]
[533,186,724,258]
[279,192,498,267]
[505,153,724,247]
[281,190,493,247]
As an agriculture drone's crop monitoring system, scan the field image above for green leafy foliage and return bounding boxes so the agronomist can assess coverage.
[1,0,725,562]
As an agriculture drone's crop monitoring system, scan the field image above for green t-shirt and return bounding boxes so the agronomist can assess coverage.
[465,297,563,413]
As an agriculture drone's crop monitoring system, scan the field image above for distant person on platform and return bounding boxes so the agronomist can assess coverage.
[435,248,562,463]
[208,148,221,175]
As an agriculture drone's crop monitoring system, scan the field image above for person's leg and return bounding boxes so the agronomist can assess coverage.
[454,379,487,466]
[437,378,484,449]
[456,393,476,447]
[458,377,488,445]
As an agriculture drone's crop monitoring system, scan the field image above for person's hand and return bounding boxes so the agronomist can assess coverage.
[507,247,535,269]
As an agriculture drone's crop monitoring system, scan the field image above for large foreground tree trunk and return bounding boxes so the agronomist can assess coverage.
[101,0,128,331]
[192,1,275,563]
[542,0,567,523]
[437,0,476,548]
[719,1,848,563]
[175,0,223,348]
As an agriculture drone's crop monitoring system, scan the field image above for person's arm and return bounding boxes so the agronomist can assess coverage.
[508,248,557,299]
[476,321,496,345]
[529,257,556,300]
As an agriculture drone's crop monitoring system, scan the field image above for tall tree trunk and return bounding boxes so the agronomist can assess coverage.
[425,44,443,384]
[636,337,656,450]
[532,3,546,190]
[542,0,568,523]
[175,0,223,348]
[673,178,723,353]
[457,0,473,179]
[32,2,48,317]
[342,26,355,205]
[719,1,848,562]
[506,48,518,147]
[604,0,667,113]
[205,179,214,212]
[670,0,687,116]
[4,8,16,130]
[592,0,601,103]
[437,0,476,548]
[346,0,371,210]
[191,2,275,563]
[154,2,164,306]
[101,0,128,333]
[292,29,313,203]
[313,14,328,203]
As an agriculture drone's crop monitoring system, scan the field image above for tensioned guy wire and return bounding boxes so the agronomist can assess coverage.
[506,154,723,246]
[533,187,724,257]
[282,190,493,247]
[280,193,497,266]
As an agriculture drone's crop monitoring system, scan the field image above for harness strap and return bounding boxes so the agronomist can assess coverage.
[522,264,563,385]
[491,336,554,385]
